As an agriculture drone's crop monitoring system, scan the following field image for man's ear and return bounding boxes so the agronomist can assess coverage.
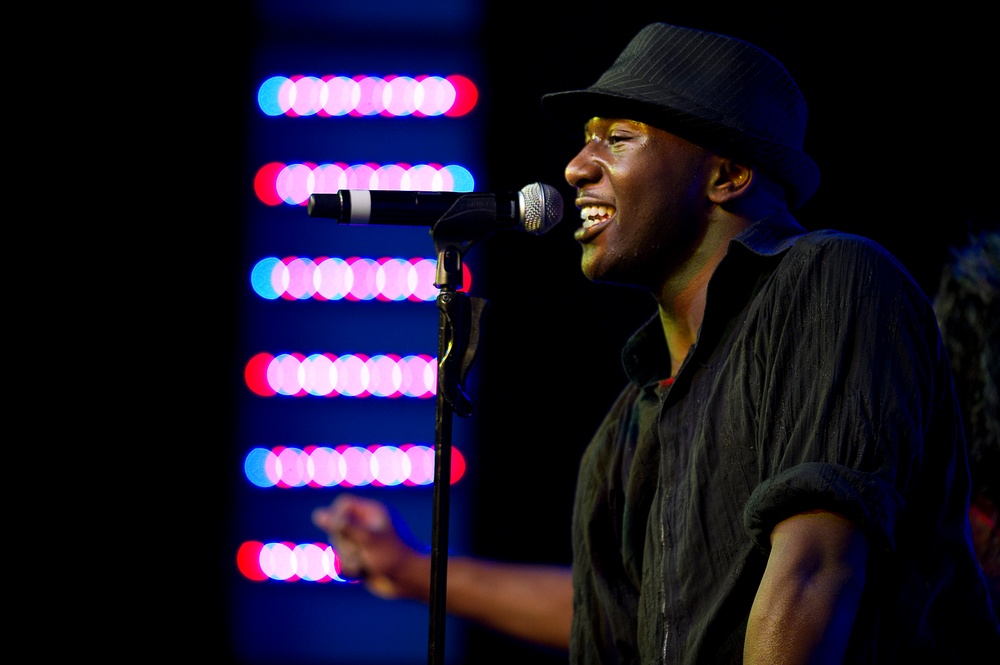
[709,159,753,203]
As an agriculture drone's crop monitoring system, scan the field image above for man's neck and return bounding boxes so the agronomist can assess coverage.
[654,213,755,375]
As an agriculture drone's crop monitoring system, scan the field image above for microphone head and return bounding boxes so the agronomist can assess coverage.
[519,183,563,234]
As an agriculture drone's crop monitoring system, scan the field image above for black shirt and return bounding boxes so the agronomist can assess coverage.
[569,212,1000,663]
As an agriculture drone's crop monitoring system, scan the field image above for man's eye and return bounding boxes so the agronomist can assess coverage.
[583,132,628,146]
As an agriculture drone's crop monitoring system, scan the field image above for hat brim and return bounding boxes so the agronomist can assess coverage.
[542,88,820,210]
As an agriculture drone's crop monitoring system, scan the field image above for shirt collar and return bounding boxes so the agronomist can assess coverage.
[731,209,806,257]
[620,211,808,387]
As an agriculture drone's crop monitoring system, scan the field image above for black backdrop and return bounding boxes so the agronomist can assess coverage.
[149,4,996,663]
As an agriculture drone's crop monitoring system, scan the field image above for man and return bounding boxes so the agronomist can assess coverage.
[314,22,1000,662]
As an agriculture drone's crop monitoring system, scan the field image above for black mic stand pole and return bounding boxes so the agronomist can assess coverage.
[426,202,492,665]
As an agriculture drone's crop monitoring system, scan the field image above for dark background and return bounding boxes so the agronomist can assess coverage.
[134,3,996,663]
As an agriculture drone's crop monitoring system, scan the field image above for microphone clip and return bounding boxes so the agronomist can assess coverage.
[436,288,488,417]
[431,192,507,290]
[431,196,495,417]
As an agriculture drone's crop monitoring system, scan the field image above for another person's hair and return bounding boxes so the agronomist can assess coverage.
[933,228,1000,609]
[934,230,1000,503]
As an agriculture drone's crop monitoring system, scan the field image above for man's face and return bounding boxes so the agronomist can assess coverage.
[565,117,717,290]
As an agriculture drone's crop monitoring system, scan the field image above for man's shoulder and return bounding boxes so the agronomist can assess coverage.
[787,228,911,278]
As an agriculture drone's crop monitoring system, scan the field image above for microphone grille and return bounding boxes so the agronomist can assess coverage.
[520,182,563,234]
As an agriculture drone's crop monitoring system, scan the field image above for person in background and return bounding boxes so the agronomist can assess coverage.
[933,228,1000,613]
[314,22,1000,662]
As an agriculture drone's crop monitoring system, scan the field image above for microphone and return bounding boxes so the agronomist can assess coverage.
[307,182,563,235]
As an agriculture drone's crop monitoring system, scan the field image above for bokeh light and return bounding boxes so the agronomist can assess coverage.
[258,74,478,117]
[244,352,437,398]
[250,256,472,301]
[237,540,352,583]
[254,162,476,206]
[244,444,467,488]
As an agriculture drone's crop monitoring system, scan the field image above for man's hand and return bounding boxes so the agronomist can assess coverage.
[312,494,429,600]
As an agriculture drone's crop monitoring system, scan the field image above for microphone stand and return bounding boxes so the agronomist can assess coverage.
[427,198,493,665]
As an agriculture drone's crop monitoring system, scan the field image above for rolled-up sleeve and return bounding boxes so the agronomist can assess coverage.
[744,461,903,553]
[738,233,951,557]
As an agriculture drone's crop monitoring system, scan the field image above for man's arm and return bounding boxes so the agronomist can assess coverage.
[313,494,572,650]
[438,556,573,649]
[744,509,868,664]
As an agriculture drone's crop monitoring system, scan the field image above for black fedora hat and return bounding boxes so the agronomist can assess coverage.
[541,23,820,209]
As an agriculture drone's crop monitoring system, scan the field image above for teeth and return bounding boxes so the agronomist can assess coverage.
[579,205,615,229]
